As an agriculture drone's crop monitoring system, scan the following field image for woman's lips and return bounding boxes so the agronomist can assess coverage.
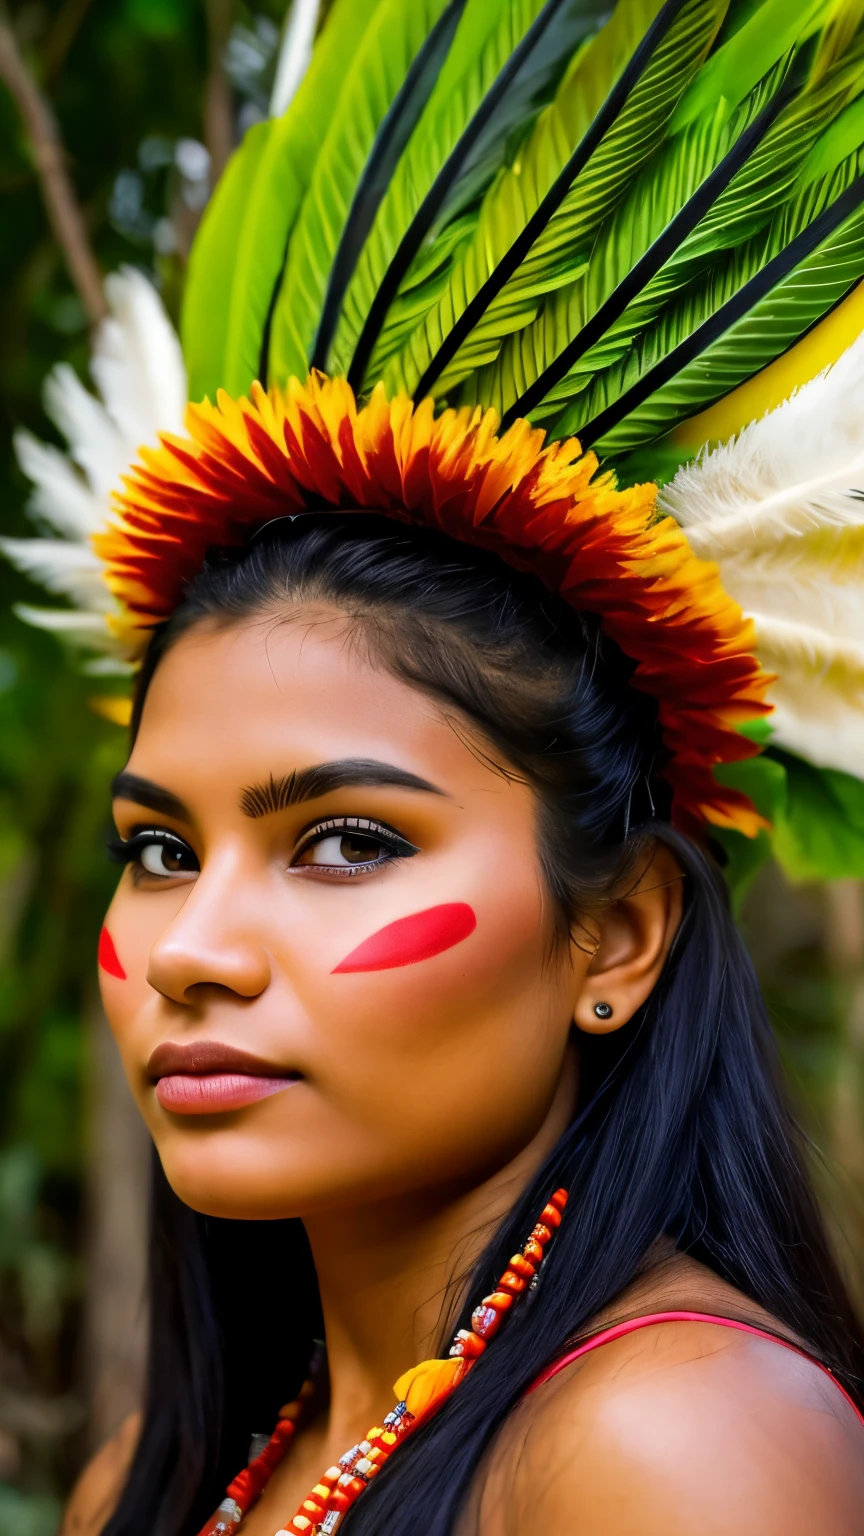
[148,1039,300,1116]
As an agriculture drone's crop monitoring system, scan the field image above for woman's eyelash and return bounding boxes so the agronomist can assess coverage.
[106,829,188,864]
[293,816,419,861]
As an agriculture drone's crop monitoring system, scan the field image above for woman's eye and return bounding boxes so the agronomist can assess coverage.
[139,838,199,876]
[297,832,392,869]
[109,830,200,879]
[293,820,418,875]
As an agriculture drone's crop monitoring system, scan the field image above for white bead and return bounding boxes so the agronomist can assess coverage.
[358,1440,371,1454]
[355,1457,372,1475]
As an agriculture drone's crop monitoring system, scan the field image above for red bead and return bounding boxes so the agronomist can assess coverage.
[551,1188,569,1211]
[523,1238,544,1263]
[531,1223,553,1246]
[329,1489,352,1513]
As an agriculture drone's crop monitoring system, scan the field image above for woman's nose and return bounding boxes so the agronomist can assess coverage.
[146,863,272,1004]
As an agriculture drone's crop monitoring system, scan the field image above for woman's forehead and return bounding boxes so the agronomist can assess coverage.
[128,615,523,810]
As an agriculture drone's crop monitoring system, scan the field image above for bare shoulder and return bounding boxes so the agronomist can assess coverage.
[60,1412,141,1536]
[473,1322,864,1536]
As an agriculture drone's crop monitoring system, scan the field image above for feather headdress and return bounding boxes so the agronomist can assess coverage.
[7,0,864,869]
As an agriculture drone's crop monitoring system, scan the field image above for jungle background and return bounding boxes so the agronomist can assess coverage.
[0,1,862,1531]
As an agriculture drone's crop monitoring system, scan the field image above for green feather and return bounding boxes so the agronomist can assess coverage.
[473,49,792,418]
[497,29,864,422]
[799,81,864,181]
[181,0,382,401]
[564,177,864,454]
[324,0,558,381]
[386,0,725,404]
[182,121,272,403]
[670,0,828,130]
[266,0,452,388]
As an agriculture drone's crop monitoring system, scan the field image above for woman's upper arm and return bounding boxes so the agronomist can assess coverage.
[500,1326,864,1535]
[60,1412,141,1536]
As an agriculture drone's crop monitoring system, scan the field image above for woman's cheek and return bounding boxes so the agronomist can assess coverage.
[317,876,549,1058]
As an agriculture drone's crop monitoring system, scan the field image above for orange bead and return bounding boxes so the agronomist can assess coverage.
[508,1253,536,1279]
[470,1303,503,1340]
[551,1188,569,1211]
[540,1204,562,1229]
[482,1291,514,1311]
[523,1238,544,1263]
[496,1270,527,1294]
[531,1223,553,1246]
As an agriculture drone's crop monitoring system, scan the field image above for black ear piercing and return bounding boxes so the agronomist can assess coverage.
[593,1001,613,1020]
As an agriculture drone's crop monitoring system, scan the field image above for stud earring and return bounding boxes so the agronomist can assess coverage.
[593,1001,613,1020]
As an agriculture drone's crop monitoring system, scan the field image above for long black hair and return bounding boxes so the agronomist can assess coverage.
[105,515,864,1536]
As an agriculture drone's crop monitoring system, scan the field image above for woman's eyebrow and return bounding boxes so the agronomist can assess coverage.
[111,771,191,823]
[239,759,448,819]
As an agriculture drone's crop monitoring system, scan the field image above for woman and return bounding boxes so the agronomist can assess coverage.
[8,1,864,1532]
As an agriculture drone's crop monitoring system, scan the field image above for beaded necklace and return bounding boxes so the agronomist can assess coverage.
[198,1187,568,1536]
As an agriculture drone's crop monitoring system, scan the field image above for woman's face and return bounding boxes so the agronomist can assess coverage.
[101,608,590,1220]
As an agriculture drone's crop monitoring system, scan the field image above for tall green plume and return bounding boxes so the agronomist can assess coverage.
[265,0,456,387]
[492,22,864,428]
[182,0,382,402]
[325,0,607,383]
[382,0,726,402]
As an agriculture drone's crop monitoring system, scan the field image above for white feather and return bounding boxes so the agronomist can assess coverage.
[43,363,130,501]
[92,267,187,442]
[720,531,864,642]
[13,429,104,539]
[4,267,187,661]
[269,0,321,117]
[762,679,864,781]
[662,329,864,781]
[0,538,108,607]
[13,604,119,639]
[663,329,864,559]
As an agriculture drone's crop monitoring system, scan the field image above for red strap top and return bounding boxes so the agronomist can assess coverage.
[528,1310,864,1427]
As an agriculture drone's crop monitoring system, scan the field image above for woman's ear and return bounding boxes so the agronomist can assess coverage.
[571,842,684,1034]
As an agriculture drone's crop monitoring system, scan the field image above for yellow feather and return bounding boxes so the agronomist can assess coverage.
[89,695,133,726]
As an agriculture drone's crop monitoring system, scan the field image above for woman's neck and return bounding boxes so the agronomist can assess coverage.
[301,1052,578,1455]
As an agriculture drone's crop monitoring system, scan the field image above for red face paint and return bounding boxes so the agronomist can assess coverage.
[333,902,476,973]
[98,926,127,980]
